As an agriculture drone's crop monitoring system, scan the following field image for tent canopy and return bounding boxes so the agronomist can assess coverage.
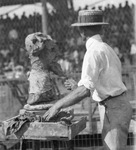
[0,0,40,6]
[88,0,136,9]
[0,0,136,7]
[0,0,136,19]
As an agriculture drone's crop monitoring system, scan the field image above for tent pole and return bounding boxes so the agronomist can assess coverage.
[133,4,136,42]
[41,0,48,34]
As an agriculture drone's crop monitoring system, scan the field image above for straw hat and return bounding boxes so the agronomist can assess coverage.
[71,9,109,27]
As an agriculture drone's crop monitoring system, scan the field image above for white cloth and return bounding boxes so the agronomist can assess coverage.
[58,59,72,72]
[28,69,52,94]
[130,43,136,55]
[78,34,127,102]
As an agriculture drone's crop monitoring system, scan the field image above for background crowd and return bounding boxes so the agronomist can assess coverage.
[0,1,135,79]
[0,2,136,148]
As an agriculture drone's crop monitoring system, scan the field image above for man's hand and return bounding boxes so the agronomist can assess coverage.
[43,85,90,121]
[64,79,78,90]
[43,105,60,121]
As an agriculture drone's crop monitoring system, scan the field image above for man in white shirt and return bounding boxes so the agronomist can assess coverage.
[43,10,132,150]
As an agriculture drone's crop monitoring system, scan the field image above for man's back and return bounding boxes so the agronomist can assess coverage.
[79,34,127,101]
[97,42,127,98]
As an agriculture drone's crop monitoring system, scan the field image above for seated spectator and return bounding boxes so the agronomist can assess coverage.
[14,65,27,79]
[113,46,123,60]
[58,52,73,74]
[130,40,136,65]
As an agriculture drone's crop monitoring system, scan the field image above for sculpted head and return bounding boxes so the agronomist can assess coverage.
[25,32,60,61]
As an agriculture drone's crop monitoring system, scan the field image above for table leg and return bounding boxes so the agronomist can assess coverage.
[67,140,74,150]
[21,140,27,150]
[52,140,59,150]
[51,140,74,150]
[0,144,7,150]
[33,140,40,150]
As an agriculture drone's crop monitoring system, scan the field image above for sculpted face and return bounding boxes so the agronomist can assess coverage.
[45,40,60,62]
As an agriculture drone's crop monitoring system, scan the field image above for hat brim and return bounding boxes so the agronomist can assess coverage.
[71,22,109,27]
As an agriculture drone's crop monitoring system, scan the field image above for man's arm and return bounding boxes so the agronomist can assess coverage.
[43,85,90,120]
[57,85,90,109]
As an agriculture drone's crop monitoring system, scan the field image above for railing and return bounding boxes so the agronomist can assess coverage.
[1,65,136,150]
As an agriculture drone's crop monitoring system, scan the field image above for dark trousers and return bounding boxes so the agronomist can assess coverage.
[99,93,133,150]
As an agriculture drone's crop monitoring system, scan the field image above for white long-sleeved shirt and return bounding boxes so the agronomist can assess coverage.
[78,34,127,102]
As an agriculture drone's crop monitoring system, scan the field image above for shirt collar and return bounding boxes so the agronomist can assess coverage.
[86,34,102,50]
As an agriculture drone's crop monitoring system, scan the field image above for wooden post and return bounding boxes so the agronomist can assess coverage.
[51,140,59,150]
[0,144,7,150]
[132,4,136,145]
[133,4,136,42]
[21,140,27,150]
[33,140,40,150]
[41,0,48,34]
[88,98,93,134]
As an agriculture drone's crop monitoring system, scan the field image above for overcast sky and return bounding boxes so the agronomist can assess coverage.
[73,0,99,9]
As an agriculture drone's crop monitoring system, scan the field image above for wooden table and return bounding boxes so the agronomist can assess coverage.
[0,117,87,150]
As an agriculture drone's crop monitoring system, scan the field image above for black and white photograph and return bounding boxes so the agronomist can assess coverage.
[0,0,135,149]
